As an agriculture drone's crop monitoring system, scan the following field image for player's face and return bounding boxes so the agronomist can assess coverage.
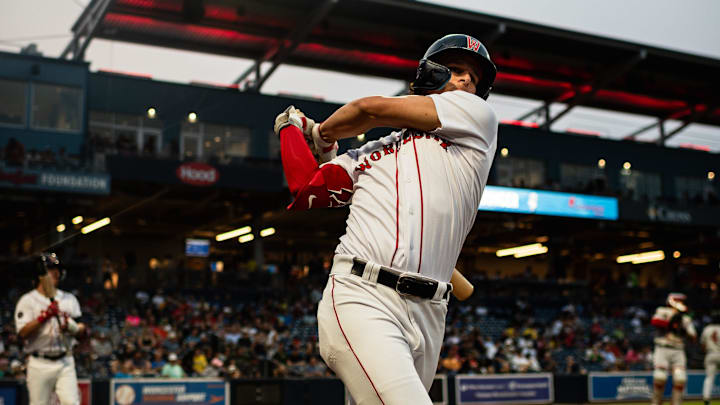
[48,267,60,285]
[430,52,483,95]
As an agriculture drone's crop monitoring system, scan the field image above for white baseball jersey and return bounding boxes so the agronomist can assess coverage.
[15,289,82,353]
[652,306,696,349]
[702,324,720,353]
[326,90,497,282]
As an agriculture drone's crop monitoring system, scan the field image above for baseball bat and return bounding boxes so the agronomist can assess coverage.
[450,268,474,301]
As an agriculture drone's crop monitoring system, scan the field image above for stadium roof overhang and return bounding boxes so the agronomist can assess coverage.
[64,0,720,139]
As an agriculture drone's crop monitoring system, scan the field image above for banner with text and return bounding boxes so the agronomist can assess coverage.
[110,379,228,405]
[455,373,553,405]
[478,186,618,220]
[0,166,110,194]
[589,370,720,402]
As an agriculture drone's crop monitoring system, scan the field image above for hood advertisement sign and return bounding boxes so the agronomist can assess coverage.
[176,162,219,186]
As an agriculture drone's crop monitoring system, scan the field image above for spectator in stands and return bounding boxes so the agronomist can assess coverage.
[161,353,185,378]
[4,137,25,167]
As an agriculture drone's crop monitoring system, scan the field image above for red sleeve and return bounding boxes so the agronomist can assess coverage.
[279,125,353,210]
[651,316,669,329]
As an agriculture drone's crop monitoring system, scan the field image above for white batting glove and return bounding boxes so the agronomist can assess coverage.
[273,105,304,135]
[311,124,338,163]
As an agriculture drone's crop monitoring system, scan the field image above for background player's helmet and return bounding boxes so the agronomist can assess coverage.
[667,292,687,312]
[411,34,497,100]
[33,252,66,283]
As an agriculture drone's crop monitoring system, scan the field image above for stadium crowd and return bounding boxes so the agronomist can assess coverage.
[1,253,716,381]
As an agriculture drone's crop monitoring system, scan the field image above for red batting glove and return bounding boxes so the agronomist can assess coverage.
[37,301,59,323]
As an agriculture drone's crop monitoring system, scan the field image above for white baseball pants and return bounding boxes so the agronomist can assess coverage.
[704,352,720,400]
[26,355,79,405]
[317,255,450,405]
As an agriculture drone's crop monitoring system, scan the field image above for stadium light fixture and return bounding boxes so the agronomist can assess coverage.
[616,250,664,264]
[81,217,110,234]
[709,171,715,180]
[623,161,632,170]
[597,158,606,169]
[56,224,66,233]
[216,226,251,242]
[260,227,276,237]
[513,245,548,258]
[673,251,681,259]
[72,216,83,224]
[496,243,543,257]
[238,234,254,243]
[500,148,509,157]
[188,112,198,123]
[357,134,365,141]
[147,107,157,119]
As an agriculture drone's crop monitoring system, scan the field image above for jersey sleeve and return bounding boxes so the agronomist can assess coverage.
[69,294,82,318]
[14,296,34,333]
[428,90,498,152]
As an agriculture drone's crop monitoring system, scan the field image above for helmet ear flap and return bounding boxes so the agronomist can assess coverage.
[410,59,451,94]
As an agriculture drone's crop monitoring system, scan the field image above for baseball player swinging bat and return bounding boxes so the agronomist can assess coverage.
[277,120,476,302]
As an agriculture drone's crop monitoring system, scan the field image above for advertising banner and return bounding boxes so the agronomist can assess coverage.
[589,370,720,402]
[479,186,618,220]
[0,387,16,405]
[455,373,553,405]
[0,166,110,194]
[110,379,228,405]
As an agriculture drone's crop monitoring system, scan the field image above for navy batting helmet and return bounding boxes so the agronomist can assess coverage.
[33,252,65,282]
[411,34,497,100]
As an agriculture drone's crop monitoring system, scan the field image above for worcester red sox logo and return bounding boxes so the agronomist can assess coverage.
[466,36,481,51]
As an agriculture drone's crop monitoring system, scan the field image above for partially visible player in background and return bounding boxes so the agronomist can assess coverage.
[650,293,697,405]
[701,311,720,405]
[14,253,85,405]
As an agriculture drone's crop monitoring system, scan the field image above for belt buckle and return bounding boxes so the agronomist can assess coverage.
[395,273,414,296]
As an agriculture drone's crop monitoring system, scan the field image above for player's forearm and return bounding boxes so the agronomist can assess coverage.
[318,98,379,142]
[319,95,440,142]
[18,320,42,339]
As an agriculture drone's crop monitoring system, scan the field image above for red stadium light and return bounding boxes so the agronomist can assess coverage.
[678,143,711,152]
[98,68,153,79]
[500,120,539,128]
[566,128,602,136]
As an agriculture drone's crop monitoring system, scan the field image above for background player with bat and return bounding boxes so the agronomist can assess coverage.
[15,252,85,405]
[274,33,495,404]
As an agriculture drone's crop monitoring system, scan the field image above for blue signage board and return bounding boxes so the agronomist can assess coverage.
[110,379,228,405]
[589,371,720,402]
[0,387,16,405]
[0,166,110,195]
[478,186,618,220]
[455,373,553,405]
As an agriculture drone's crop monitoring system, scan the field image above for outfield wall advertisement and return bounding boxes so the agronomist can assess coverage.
[589,370,720,402]
[455,373,553,405]
[110,379,228,405]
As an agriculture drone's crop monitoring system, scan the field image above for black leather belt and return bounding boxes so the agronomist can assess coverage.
[351,258,450,300]
[32,351,67,361]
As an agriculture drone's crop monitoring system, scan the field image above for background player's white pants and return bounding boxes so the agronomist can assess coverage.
[26,356,79,405]
[704,352,720,400]
[317,257,449,405]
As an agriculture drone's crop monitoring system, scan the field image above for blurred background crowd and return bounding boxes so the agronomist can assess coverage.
[0,252,716,381]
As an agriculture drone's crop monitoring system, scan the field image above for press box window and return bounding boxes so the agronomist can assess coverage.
[31,83,82,132]
[495,157,545,188]
[0,79,28,126]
